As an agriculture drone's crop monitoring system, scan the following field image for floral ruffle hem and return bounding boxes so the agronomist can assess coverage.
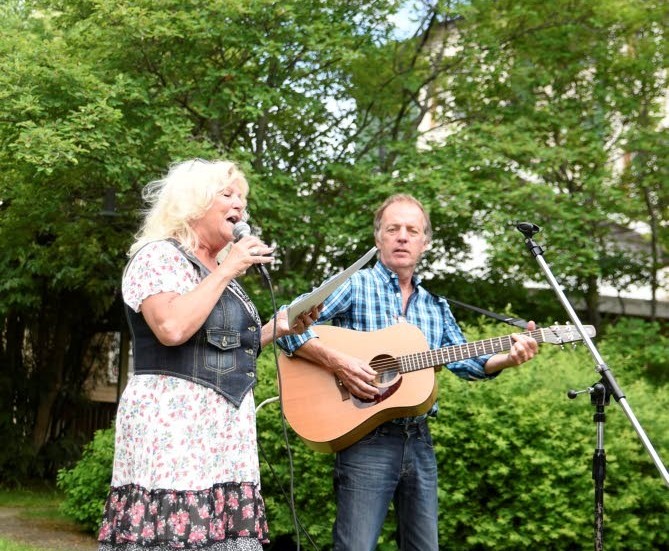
[98,482,269,548]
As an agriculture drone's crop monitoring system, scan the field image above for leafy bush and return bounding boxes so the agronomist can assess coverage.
[56,427,114,533]
[255,348,338,549]
[430,338,668,551]
[599,317,669,383]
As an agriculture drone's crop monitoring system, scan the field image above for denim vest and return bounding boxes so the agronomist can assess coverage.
[126,240,262,407]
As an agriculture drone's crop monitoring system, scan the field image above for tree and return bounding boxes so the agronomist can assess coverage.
[0,2,146,478]
[1,0,408,477]
[415,0,669,324]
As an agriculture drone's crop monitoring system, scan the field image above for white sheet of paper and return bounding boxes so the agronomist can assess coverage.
[286,246,378,326]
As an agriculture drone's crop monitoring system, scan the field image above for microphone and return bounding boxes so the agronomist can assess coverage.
[232,220,253,241]
[232,221,271,282]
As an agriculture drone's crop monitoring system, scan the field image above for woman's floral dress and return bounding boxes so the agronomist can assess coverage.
[98,241,268,551]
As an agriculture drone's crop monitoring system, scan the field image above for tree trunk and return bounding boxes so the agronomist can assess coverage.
[30,292,70,452]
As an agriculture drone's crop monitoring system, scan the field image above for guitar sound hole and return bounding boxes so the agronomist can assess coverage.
[353,354,401,407]
[371,354,400,386]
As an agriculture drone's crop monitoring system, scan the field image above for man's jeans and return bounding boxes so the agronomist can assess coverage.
[332,419,439,551]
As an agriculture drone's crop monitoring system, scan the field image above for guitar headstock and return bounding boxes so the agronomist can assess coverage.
[541,324,596,345]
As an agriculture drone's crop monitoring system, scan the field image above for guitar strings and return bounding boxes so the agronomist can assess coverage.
[368,329,547,375]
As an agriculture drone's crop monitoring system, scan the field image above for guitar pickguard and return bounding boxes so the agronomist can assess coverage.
[351,378,402,408]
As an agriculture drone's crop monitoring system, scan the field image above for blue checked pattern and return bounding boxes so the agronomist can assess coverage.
[279,261,494,381]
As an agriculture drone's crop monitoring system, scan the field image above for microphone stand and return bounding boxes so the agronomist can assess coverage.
[514,222,669,551]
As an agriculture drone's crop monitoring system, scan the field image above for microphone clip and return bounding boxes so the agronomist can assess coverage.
[513,221,541,239]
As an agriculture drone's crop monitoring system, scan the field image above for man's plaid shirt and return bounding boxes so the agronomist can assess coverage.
[279,261,494,382]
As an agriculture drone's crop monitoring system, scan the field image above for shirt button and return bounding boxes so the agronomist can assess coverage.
[247,372,255,378]
[246,348,254,355]
[248,326,257,332]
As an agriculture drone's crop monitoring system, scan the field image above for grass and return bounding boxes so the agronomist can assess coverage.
[0,484,64,523]
[0,539,52,551]
[0,484,62,505]
[0,484,89,551]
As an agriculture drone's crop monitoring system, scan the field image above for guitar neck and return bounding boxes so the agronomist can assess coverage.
[399,329,544,373]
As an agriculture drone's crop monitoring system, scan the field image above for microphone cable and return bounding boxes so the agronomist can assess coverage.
[255,269,321,551]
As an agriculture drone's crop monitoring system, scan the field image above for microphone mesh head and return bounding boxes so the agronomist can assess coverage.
[232,221,251,241]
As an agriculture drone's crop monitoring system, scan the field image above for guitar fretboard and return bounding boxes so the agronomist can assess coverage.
[399,330,544,373]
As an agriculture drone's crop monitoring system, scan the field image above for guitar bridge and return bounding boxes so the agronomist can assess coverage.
[335,377,350,401]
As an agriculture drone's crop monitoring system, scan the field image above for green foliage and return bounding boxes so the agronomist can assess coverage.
[0,0,149,480]
[599,317,669,383]
[255,349,337,548]
[432,0,669,316]
[430,336,668,550]
[56,428,114,533]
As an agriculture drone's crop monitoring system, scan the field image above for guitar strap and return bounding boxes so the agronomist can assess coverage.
[442,296,529,330]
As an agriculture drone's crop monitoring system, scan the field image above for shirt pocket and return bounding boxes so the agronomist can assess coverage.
[204,329,240,374]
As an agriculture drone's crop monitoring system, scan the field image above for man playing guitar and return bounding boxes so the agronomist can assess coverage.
[278,194,538,551]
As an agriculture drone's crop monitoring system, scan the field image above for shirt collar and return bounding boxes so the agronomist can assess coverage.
[373,260,423,288]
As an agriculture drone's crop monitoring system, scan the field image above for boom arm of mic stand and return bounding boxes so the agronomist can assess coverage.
[518,227,669,487]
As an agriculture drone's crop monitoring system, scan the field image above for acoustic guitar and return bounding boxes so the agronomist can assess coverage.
[277,323,595,453]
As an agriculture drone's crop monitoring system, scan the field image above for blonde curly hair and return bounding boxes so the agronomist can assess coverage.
[129,159,249,256]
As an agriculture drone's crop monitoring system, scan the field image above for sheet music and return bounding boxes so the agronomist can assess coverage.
[286,246,377,326]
